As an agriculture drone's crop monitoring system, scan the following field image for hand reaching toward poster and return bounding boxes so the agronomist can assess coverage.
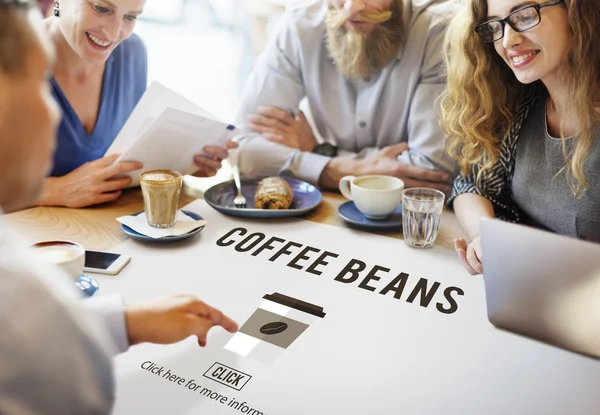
[125,295,239,348]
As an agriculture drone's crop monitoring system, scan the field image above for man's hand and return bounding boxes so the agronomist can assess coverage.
[318,143,451,191]
[359,143,451,193]
[247,106,318,152]
[454,237,483,275]
[193,141,238,177]
[39,154,143,208]
[125,295,239,348]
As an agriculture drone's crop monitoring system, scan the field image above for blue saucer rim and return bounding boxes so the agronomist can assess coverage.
[337,201,403,230]
[120,210,205,242]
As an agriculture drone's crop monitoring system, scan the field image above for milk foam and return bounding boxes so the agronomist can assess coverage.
[35,245,81,264]
[142,172,177,182]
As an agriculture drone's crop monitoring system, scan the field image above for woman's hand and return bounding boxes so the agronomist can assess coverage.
[39,154,143,208]
[454,236,483,275]
[247,106,318,152]
[125,295,239,347]
[193,141,238,177]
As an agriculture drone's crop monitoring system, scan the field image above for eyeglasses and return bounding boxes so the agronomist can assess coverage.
[475,0,564,43]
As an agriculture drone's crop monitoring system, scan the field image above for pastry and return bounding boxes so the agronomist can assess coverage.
[254,177,294,209]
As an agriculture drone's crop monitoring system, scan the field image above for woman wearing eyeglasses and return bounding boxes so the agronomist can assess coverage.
[30,0,234,210]
[440,0,600,274]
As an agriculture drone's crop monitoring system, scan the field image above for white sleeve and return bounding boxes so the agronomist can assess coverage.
[0,265,117,414]
[85,294,130,355]
[234,12,332,184]
[397,8,458,175]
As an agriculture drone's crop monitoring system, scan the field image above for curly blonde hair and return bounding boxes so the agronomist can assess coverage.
[441,0,600,196]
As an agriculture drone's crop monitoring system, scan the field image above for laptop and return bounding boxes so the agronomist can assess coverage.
[481,219,600,358]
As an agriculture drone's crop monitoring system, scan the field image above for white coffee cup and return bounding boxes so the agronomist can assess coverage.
[31,240,85,281]
[339,175,404,220]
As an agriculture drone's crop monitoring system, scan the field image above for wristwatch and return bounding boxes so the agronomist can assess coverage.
[311,143,338,157]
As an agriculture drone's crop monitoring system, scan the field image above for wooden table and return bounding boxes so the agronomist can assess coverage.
[4,182,466,251]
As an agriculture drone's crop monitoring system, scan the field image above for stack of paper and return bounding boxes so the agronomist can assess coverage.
[105,81,236,187]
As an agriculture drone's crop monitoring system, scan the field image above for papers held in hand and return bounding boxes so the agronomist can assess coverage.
[105,81,236,187]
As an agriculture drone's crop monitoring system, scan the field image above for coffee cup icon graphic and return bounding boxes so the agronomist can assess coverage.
[224,293,326,364]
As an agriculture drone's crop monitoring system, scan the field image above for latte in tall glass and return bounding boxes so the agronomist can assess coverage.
[140,170,183,228]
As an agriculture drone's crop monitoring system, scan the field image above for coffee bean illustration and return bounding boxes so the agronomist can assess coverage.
[260,321,288,335]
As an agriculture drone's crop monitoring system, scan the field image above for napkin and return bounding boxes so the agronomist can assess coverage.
[117,211,207,239]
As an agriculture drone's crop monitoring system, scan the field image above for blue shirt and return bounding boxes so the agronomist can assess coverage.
[49,34,147,177]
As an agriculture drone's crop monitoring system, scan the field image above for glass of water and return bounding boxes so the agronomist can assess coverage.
[402,188,445,248]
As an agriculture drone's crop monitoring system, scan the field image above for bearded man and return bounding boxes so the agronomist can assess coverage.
[234,0,459,191]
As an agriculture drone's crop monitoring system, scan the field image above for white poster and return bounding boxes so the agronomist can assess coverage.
[95,200,600,415]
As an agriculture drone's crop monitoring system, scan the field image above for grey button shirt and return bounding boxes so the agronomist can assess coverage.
[0,215,129,414]
[234,0,459,184]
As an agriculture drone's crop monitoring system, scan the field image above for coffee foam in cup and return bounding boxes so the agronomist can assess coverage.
[30,241,86,281]
[35,244,81,264]
[141,171,179,182]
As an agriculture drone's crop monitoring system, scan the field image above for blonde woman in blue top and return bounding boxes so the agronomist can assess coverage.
[34,0,233,209]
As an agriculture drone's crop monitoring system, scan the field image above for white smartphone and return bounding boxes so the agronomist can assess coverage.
[84,250,131,275]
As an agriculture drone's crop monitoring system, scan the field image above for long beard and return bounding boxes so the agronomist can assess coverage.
[325,1,405,80]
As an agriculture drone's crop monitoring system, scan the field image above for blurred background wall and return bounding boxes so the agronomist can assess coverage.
[137,0,288,122]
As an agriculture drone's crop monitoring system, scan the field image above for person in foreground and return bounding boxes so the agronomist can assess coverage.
[441,0,600,274]
[233,0,458,191]
[31,0,233,210]
[0,2,238,413]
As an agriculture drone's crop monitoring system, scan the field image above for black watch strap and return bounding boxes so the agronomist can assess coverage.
[311,143,338,157]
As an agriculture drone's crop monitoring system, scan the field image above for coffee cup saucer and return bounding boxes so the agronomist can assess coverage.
[337,201,403,231]
[120,210,205,243]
